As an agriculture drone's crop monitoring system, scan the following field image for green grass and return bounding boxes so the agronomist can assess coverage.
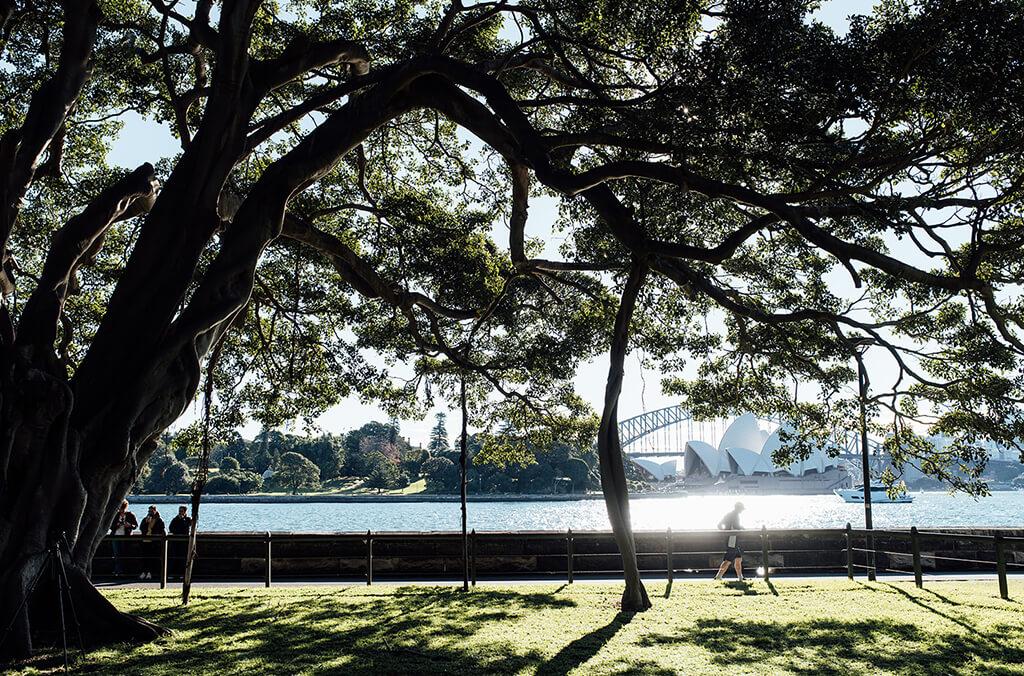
[14,579,1024,674]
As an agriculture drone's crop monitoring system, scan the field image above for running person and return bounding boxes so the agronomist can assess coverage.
[714,502,745,581]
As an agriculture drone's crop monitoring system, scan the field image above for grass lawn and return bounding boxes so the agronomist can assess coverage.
[13,579,1024,674]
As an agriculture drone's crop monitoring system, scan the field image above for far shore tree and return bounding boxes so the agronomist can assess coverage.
[363,451,402,493]
[428,412,450,456]
[1,0,1023,657]
[272,452,321,495]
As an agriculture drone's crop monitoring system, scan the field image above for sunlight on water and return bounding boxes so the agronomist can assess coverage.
[186,492,1024,532]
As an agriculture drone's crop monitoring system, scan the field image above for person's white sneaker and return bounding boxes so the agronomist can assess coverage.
[138,572,146,580]
[145,572,152,580]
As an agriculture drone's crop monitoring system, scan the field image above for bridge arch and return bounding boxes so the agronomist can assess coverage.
[617,404,884,467]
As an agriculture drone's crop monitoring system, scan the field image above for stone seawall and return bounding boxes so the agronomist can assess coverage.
[92,528,1024,581]
[127,493,611,503]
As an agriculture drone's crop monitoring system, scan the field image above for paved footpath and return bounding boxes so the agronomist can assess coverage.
[96,571,1023,590]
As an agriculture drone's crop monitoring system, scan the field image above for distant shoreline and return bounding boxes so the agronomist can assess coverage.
[128,493,610,504]
[126,489,1018,504]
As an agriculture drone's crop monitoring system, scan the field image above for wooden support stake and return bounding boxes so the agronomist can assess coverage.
[366,530,373,585]
[845,522,854,580]
[265,532,272,588]
[567,529,574,584]
[761,525,770,582]
[911,526,922,589]
[471,529,477,586]
[996,534,1009,600]
[667,528,673,583]
[160,537,168,589]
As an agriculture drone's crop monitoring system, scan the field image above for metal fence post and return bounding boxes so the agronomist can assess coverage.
[667,527,673,583]
[845,522,854,580]
[761,526,770,581]
[471,529,477,586]
[996,534,1008,600]
[911,526,922,588]
[366,530,373,585]
[265,532,272,588]
[160,537,169,589]
[567,529,574,584]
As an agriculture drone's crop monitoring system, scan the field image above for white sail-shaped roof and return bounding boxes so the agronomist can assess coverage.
[760,425,788,456]
[761,425,798,475]
[725,447,762,476]
[684,440,725,476]
[634,458,677,481]
[718,413,765,453]
[760,426,835,475]
[751,449,778,474]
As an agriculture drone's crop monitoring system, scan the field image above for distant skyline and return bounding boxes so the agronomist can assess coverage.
[109,1,879,445]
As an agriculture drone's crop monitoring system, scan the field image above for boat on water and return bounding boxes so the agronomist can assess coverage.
[835,483,913,503]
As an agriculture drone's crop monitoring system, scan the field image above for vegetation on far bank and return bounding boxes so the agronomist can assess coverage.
[138,414,645,498]
[12,580,1024,675]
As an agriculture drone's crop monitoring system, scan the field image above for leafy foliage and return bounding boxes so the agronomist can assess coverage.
[270,452,322,494]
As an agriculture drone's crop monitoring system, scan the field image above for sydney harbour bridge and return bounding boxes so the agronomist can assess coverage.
[617,404,888,474]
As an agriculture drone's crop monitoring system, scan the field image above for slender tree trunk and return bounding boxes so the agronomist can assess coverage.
[182,334,226,604]
[596,260,651,612]
[459,375,469,591]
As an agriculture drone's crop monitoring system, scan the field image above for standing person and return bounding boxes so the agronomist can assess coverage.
[714,502,745,581]
[109,500,138,577]
[168,505,192,578]
[138,505,166,581]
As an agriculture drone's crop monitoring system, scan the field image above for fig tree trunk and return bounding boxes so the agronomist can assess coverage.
[0,352,165,660]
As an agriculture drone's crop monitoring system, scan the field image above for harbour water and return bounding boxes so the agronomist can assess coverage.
[170,491,1024,532]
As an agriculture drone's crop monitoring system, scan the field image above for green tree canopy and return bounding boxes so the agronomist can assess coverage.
[363,451,402,492]
[3,0,1024,647]
[272,452,321,494]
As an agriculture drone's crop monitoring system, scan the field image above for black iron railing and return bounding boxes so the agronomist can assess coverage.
[95,526,1022,599]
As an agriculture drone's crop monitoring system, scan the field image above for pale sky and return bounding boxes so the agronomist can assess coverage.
[107,1,878,445]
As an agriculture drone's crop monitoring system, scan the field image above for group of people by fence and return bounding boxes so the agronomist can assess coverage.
[109,500,193,579]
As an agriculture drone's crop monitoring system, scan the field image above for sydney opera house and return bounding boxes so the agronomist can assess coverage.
[633,413,852,494]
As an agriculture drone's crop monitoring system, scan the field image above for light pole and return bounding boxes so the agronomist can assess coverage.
[851,338,876,581]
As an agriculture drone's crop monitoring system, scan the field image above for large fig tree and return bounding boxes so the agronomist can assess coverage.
[2,0,1023,656]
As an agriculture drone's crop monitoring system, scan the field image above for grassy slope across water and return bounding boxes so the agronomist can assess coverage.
[14,580,1024,675]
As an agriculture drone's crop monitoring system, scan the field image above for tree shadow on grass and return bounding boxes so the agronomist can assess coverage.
[61,587,577,675]
[877,583,977,634]
[535,611,635,676]
[641,616,1024,675]
[919,587,961,606]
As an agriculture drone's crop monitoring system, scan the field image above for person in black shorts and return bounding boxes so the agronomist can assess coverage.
[714,502,745,581]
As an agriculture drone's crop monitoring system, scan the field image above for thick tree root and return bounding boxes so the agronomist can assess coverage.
[0,563,166,663]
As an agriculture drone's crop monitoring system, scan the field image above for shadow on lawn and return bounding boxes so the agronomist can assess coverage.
[71,587,578,675]
[642,615,1024,674]
[535,611,634,676]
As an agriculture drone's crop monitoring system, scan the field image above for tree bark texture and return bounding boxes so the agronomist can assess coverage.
[596,261,652,612]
